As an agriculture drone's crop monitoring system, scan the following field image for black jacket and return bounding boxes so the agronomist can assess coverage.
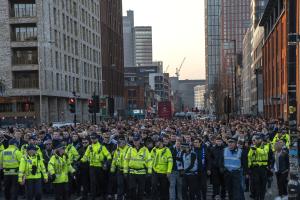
[170,145,184,171]
[275,150,289,174]
[210,145,225,169]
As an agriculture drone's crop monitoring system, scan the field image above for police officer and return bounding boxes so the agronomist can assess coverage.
[0,139,23,200]
[81,132,112,200]
[48,143,75,200]
[64,137,79,164]
[21,135,43,159]
[248,135,269,200]
[222,137,245,200]
[110,135,130,200]
[151,136,173,200]
[63,137,79,196]
[272,128,290,150]
[18,144,48,200]
[124,133,152,200]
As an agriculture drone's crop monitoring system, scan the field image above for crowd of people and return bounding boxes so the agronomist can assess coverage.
[0,118,292,200]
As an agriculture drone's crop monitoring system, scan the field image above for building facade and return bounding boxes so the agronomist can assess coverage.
[170,78,206,111]
[100,0,125,116]
[149,73,170,101]
[242,29,252,114]
[123,10,135,68]
[134,26,153,66]
[124,63,163,115]
[220,0,251,114]
[260,0,287,120]
[251,26,264,115]
[205,0,221,90]
[194,85,205,110]
[0,0,103,125]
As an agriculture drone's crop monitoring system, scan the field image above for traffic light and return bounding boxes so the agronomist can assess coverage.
[68,98,76,113]
[93,95,100,113]
[88,99,94,113]
[108,97,114,117]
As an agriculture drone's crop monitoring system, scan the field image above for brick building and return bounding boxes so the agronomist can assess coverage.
[260,0,288,120]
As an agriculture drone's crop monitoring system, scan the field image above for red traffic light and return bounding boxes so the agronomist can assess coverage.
[88,99,94,105]
[69,98,75,104]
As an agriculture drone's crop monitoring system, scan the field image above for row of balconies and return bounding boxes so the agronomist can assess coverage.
[9,2,39,91]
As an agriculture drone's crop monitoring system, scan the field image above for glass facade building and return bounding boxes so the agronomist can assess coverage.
[205,0,221,90]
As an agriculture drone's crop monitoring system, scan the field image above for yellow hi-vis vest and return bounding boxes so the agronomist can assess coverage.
[124,146,152,175]
[0,145,22,175]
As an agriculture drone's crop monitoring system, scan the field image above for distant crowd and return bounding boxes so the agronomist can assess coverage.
[0,118,292,200]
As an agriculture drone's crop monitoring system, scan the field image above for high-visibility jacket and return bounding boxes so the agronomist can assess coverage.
[151,147,173,174]
[0,145,22,175]
[124,146,152,175]
[18,154,48,182]
[21,144,43,159]
[65,144,79,163]
[224,147,242,171]
[272,133,290,150]
[48,154,75,184]
[111,145,130,173]
[81,142,111,167]
[248,144,269,167]
[0,144,4,153]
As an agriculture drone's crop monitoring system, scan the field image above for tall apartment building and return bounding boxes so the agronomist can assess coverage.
[123,10,135,68]
[100,0,125,116]
[0,0,102,125]
[134,26,153,66]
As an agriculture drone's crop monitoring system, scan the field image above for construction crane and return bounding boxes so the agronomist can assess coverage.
[164,65,170,73]
[175,57,186,78]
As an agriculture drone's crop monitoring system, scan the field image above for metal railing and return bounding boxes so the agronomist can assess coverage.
[13,79,38,88]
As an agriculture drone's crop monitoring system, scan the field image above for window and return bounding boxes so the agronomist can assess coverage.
[56,73,59,90]
[12,3,36,17]
[0,103,13,112]
[12,71,39,88]
[12,25,37,41]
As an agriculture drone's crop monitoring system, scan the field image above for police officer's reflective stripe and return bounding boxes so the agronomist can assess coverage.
[224,148,242,171]
[129,168,146,173]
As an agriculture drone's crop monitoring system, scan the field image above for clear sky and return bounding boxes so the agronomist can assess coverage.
[122,0,205,80]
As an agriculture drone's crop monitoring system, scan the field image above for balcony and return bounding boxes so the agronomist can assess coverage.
[12,48,38,65]
[10,3,36,18]
[11,26,37,42]
[12,71,39,89]
[13,79,38,89]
